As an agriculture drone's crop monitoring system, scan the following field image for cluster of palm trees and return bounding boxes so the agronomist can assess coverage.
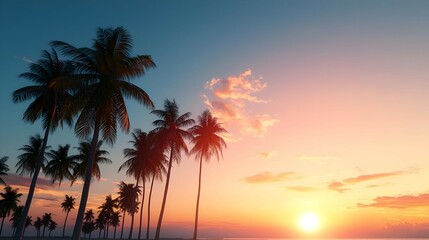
[7,26,227,240]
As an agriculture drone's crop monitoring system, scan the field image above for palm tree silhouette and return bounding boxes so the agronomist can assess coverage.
[120,130,166,240]
[95,211,106,239]
[117,181,141,239]
[34,217,42,237]
[83,209,95,239]
[71,140,112,185]
[41,213,52,237]
[190,110,227,240]
[99,194,118,239]
[10,206,25,236]
[110,211,121,239]
[0,156,9,185]
[45,145,77,187]
[48,220,57,237]
[13,49,76,240]
[151,99,195,240]
[0,186,23,236]
[51,27,155,240]
[61,195,76,237]
[15,135,47,176]
[23,216,32,236]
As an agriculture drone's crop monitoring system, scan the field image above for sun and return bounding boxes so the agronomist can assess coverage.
[298,212,320,232]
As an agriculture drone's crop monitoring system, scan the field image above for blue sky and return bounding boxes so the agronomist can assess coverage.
[1,0,429,238]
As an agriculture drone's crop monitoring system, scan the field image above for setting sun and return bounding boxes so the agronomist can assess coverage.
[298,213,320,232]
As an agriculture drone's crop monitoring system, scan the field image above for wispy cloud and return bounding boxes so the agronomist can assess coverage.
[244,171,299,184]
[14,55,34,63]
[328,170,406,193]
[357,193,429,209]
[258,150,278,160]
[287,186,320,192]
[203,69,278,140]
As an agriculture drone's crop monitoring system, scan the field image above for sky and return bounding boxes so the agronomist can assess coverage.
[1,0,429,238]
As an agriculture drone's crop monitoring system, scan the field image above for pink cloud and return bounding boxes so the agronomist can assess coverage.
[244,171,299,184]
[203,69,278,139]
[357,193,429,209]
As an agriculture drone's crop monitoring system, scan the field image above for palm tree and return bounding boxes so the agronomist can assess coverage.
[120,130,165,240]
[110,211,121,239]
[83,209,95,239]
[151,99,195,240]
[12,49,77,240]
[117,181,141,239]
[34,217,42,237]
[0,186,23,236]
[48,220,57,237]
[45,144,77,187]
[41,213,52,237]
[98,194,118,239]
[15,134,47,176]
[11,206,24,236]
[190,110,227,240]
[0,156,9,185]
[51,27,155,240]
[23,216,32,236]
[61,195,76,237]
[95,212,106,239]
[71,140,111,185]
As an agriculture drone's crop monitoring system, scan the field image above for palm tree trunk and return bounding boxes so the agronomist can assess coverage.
[129,177,139,240]
[98,228,102,239]
[193,156,204,240]
[14,124,51,240]
[43,226,46,237]
[106,223,109,239]
[89,230,92,239]
[63,210,70,237]
[72,123,100,240]
[146,175,155,240]
[154,145,175,240]
[114,225,117,239]
[49,230,52,237]
[129,212,135,239]
[120,210,126,239]
[138,179,146,240]
[0,216,5,236]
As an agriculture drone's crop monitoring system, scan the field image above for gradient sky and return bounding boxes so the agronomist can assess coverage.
[1,0,429,238]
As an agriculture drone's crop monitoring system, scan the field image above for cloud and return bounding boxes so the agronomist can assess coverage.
[287,186,320,192]
[22,57,34,63]
[357,193,429,209]
[328,170,406,193]
[244,171,299,184]
[3,174,54,190]
[328,181,349,193]
[258,150,278,159]
[202,69,278,139]
[343,171,404,184]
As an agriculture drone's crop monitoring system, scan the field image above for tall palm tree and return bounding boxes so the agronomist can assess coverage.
[0,156,9,185]
[61,195,76,237]
[0,186,23,236]
[48,220,57,237]
[99,194,118,239]
[83,209,95,239]
[11,206,24,236]
[12,49,77,240]
[117,181,141,239]
[34,217,42,237]
[23,216,32,236]
[151,99,195,240]
[120,130,165,240]
[71,140,111,185]
[110,211,121,239]
[45,144,77,187]
[51,27,155,240]
[190,110,227,240]
[15,135,47,176]
[95,211,106,239]
[41,212,52,237]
